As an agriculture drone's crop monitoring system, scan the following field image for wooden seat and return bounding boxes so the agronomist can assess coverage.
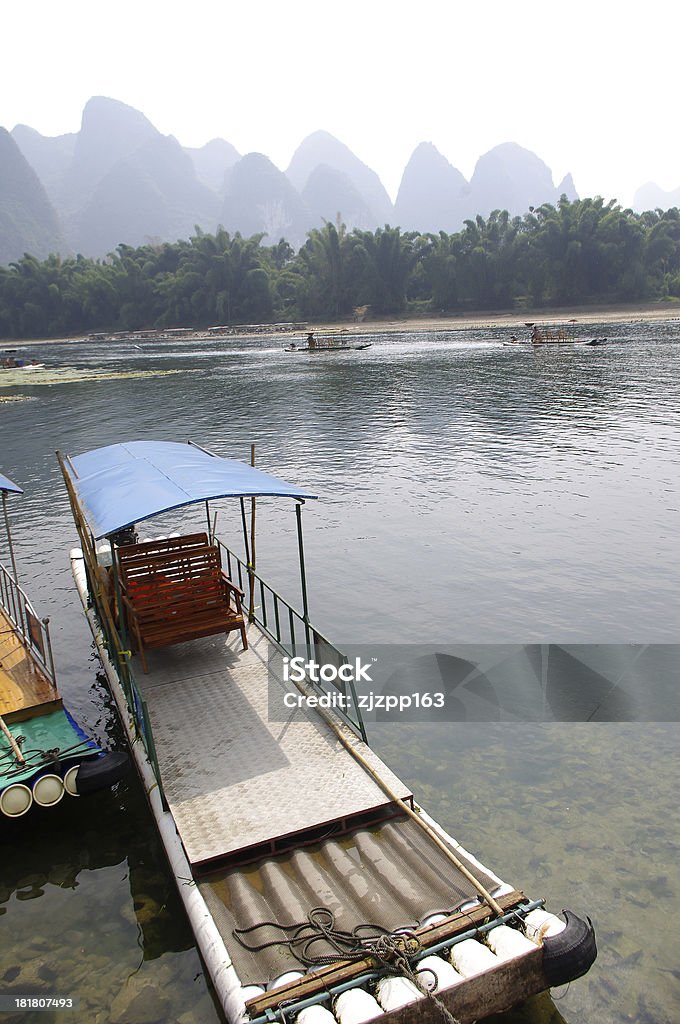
[117,536,247,673]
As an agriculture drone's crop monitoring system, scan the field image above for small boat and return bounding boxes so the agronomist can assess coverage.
[1,351,46,369]
[506,325,607,348]
[285,332,372,353]
[58,441,596,1024]
[0,472,128,820]
[285,344,372,353]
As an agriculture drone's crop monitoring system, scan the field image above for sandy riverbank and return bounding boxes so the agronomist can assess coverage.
[312,301,680,336]
[4,301,679,347]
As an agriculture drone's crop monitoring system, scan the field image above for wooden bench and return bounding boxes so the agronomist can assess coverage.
[117,535,247,673]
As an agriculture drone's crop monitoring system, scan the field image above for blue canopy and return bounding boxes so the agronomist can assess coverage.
[0,472,23,494]
[65,441,317,539]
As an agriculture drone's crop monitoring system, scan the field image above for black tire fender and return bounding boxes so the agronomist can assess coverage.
[75,751,129,795]
[542,909,597,986]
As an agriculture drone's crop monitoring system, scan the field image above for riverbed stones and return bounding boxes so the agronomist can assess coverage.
[109,979,171,1024]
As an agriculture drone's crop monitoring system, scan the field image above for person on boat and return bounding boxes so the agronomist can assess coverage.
[531,326,540,343]
[306,332,316,350]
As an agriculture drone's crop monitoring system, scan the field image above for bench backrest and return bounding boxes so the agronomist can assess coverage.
[118,538,225,614]
[118,533,210,561]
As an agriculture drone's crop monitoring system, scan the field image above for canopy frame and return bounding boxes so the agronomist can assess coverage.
[58,439,316,641]
[0,473,23,586]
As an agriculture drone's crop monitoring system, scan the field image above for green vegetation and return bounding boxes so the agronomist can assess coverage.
[1,198,680,339]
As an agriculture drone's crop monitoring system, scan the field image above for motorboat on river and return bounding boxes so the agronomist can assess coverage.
[58,440,596,1024]
[0,472,127,819]
[285,332,372,353]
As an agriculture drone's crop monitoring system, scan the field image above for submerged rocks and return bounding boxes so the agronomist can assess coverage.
[109,979,171,1024]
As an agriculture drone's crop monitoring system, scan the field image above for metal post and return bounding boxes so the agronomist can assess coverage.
[248,444,257,622]
[2,491,19,587]
[239,497,251,567]
[205,500,212,542]
[109,538,128,653]
[295,501,311,650]
[42,616,57,684]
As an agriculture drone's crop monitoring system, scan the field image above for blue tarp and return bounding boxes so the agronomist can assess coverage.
[66,441,317,539]
[0,473,23,494]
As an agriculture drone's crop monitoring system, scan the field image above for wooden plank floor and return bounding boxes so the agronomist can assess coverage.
[0,607,60,721]
[140,628,412,866]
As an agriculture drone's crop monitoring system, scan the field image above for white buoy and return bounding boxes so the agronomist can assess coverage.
[375,976,424,1011]
[334,988,384,1022]
[268,970,304,991]
[32,774,65,807]
[63,765,81,797]
[240,985,265,1002]
[523,909,566,943]
[296,1005,337,1023]
[486,925,536,960]
[416,955,464,992]
[0,783,33,817]
[449,938,499,976]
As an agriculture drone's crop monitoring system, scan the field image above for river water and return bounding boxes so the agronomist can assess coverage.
[1,320,678,1023]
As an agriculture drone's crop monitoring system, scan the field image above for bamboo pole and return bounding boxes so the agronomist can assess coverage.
[0,714,25,765]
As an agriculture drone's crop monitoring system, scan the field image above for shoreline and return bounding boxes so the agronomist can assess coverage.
[4,301,680,347]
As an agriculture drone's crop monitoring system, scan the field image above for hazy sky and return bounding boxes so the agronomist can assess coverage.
[3,0,678,205]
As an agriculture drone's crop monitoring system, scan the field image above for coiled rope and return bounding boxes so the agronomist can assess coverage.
[234,907,461,1023]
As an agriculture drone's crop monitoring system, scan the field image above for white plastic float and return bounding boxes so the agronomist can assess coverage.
[334,988,385,1023]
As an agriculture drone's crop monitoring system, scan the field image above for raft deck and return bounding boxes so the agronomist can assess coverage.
[138,624,508,986]
[0,606,60,723]
[140,627,414,867]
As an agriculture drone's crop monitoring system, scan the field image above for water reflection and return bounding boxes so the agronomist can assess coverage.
[1,762,219,1023]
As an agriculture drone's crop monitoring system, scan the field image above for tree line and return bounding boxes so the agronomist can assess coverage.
[1,197,680,339]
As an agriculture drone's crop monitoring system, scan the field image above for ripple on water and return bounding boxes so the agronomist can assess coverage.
[1,321,679,1023]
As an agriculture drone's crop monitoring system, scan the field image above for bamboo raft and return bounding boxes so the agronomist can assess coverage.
[1,472,127,819]
[59,441,597,1023]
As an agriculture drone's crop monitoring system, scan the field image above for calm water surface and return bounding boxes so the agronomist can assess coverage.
[1,320,678,1023]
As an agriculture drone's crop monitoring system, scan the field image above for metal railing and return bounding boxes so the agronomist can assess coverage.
[216,539,367,742]
[0,560,55,683]
[81,554,165,802]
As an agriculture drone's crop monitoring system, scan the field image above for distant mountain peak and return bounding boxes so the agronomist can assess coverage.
[302,163,375,232]
[556,172,578,200]
[633,180,680,212]
[222,152,310,245]
[184,137,241,194]
[80,95,157,131]
[395,142,468,232]
[0,128,63,263]
[287,131,393,225]
[470,142,563,217]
